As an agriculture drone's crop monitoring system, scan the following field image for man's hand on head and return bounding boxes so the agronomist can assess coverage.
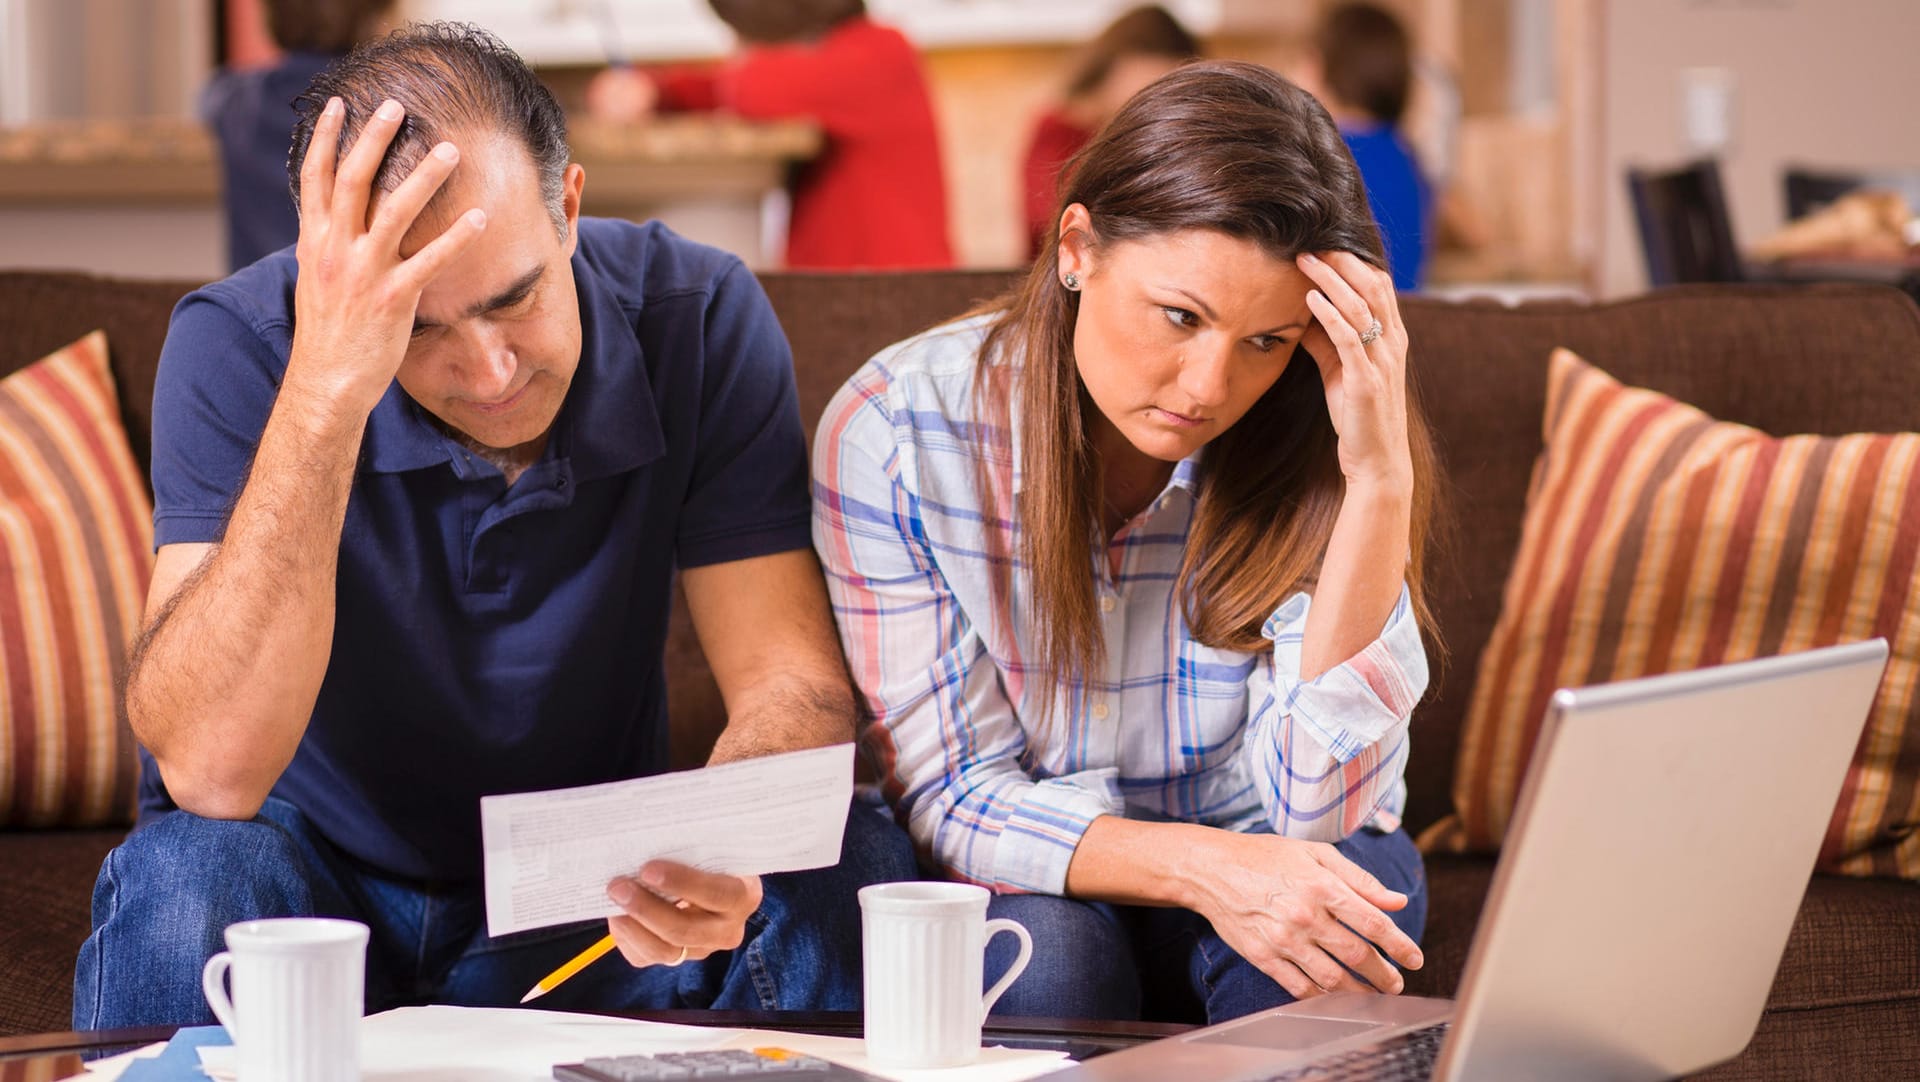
[284,97,487,423]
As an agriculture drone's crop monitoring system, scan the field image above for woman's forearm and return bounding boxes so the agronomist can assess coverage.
[1062,815,1209,908]
[1298,477,1413,680]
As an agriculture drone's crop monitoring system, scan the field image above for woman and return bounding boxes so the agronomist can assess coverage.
[813,61,1443,1023]
[1020,5,1199,259]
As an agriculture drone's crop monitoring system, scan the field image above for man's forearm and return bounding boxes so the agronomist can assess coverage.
[128,388,366,818]
[705,666,858,765]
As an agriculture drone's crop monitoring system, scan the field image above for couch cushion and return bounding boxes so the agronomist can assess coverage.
[1395,284,1920,837]
[1424,349,1920,877]
[1413,859,1920,1012]
[0,332,153,828]
[1412,856,1920,1077]
[1414,856,1920,1008]
[0,272,201,489]
[0,828,122,1036]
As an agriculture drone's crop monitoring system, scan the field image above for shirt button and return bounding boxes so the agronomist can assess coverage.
[1100,595,1116,613]
[1091,703,1110,720]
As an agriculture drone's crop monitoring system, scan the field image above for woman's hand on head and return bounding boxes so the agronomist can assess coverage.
[1297,251,1414,495]
[1178,828,1423,1000]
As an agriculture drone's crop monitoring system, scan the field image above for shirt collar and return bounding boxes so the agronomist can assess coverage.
[358,246,665,481]
[1006,427,1203,513]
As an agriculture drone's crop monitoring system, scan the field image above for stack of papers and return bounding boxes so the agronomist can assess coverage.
[66,1006,1070,1082]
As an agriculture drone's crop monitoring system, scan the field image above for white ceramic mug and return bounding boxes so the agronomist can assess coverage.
[201,917,368,1082]
[859,882,1034,1068]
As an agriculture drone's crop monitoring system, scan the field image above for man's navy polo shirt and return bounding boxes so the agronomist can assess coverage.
[142,218,813,883]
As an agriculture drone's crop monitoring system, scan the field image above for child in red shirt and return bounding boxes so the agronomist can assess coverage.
[590,1,952,270]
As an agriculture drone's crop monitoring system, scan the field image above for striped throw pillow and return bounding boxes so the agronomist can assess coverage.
[0,330,152,827]
[1422,349,1920,878]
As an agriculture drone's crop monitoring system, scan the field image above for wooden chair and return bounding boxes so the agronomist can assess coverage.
[1627,158,1743,286]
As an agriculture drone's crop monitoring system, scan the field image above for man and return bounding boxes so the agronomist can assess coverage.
[74,23,912,1030]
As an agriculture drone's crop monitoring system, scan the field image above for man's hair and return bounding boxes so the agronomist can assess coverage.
[1317,3,1414,126]
[1064,5,1200,100]
[264,0,394,54]
[706,0,865,45]
[286,22,570,235]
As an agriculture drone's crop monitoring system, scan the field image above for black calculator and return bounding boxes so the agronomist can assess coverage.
[553,1047,888,1081]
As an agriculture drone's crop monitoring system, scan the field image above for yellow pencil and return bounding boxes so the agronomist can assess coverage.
[520,933,616,1003]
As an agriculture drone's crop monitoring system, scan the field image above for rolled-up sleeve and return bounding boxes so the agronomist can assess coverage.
[1242,584,1428,840]
[811,370,1119,893]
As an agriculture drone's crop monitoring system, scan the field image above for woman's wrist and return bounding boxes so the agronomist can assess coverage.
[1066,816,1216,909]
[1157,821,1221,911]
[1341,459,1415,502]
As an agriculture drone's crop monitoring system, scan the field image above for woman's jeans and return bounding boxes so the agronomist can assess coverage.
[982,826,1427,1023]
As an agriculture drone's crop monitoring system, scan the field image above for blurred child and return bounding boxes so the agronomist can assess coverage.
[588,0,951,270]
[202,0,394,270]
[1019,5,1199,258]
[1302,3,1432,290]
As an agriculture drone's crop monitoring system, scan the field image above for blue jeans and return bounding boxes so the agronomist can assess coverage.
[74,795,918,1030]
[981,826,1427,1024]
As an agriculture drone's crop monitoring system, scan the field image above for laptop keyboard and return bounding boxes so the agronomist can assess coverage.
[1256,1022,1450,1081]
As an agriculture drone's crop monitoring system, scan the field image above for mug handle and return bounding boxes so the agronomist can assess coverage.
[201,951,240,1037]
[979,918,1033,1018]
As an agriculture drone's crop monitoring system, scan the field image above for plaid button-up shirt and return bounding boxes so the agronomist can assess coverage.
[812,315,1428,894]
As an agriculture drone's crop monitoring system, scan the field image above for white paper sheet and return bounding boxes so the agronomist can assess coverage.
[183,1007,742,1082]
[362,1006,742,1081]
[64,1040,165,1080]
[481,743,855,935]
[721,1030,1072,1082]
[170,1010,1070,1082]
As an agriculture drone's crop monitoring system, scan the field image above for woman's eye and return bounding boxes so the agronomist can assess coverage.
[1249,335,1283,353]
[1161,306,1198,328]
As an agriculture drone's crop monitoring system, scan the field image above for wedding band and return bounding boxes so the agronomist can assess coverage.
[1358,318,1383,346]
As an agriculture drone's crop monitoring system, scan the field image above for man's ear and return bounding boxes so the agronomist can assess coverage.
[1056,202,1097,286]
[560,161,586,254]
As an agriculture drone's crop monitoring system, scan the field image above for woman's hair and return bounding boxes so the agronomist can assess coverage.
[707,0,865,44]
[1317,2,1414,126]
[1063,5,1201,100]
[974,59,1444,711]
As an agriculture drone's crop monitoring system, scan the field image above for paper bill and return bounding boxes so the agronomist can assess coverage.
[481,743,854,936]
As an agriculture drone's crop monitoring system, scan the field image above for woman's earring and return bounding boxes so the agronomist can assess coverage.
[1062,272,1081,291]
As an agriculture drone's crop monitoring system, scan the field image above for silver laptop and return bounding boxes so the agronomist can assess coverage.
[1054,639,1890,1082]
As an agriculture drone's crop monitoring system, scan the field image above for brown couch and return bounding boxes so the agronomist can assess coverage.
[2,268,1916,1078]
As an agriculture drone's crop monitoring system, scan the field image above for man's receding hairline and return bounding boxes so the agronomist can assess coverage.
[382,126,557,244]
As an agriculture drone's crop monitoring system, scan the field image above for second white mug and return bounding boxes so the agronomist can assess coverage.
[859,881,1034,1068]
[201,917,368,1082]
